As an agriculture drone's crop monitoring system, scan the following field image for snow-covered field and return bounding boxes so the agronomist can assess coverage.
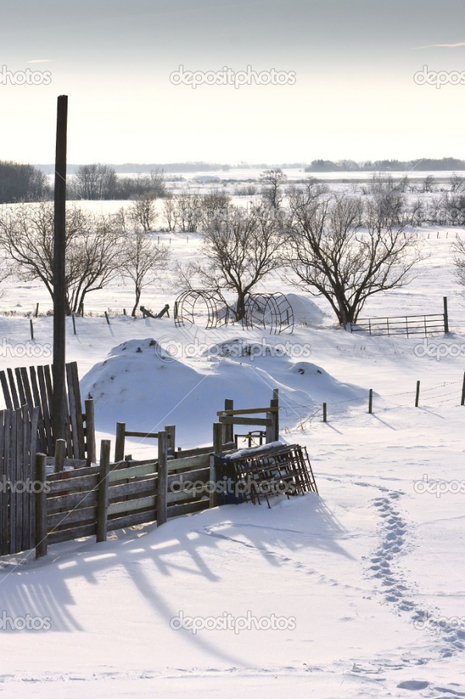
[1,196,465,697]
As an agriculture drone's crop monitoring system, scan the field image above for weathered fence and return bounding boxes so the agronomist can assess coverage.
[0,405,39,555]
[0,361,95,462]
[35,425,239,558]
[0,388,311,559]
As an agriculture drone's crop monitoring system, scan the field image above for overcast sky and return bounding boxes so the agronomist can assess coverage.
[1,0,464,164]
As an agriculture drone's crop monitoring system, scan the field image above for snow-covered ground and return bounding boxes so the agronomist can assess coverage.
[1,208,465,697]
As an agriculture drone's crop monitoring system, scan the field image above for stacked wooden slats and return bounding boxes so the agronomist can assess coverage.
[0,405,39,555]
[0,361,94,461]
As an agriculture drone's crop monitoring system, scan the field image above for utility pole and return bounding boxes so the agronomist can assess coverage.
[52,95,68,446]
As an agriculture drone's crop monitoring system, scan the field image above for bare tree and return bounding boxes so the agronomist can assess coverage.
[260,168,287,209]
[163,197,178,231]
[174,193,202,232]
[73,163,118,200]
[450,174,465,193]
[128,193,158,232]
[453,237,465,287]
[180,204,283,321]
[423,175,436,193]
[0,203,122,314]
[284,192,422,327]
[119,226,170,316]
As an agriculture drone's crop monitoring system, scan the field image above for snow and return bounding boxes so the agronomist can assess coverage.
[1,211,465,697]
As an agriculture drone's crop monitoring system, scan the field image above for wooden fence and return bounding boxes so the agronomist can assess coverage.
[35,424,241,558]
[0,389,287,558]
[0,405,39,555]
[34,390,282,558]
[0,361,95,462]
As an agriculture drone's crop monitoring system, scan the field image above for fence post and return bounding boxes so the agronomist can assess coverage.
[461,372,465,406]
[72,313,77,335]
[29,319,34,340]
[104,311,111,326]
[323,403,327,422]
[54,438,66,473]
[85,398,96,463]
[209,454,218,509]
[272,388,279,441]
[35,453,48,559]
[210,422,223,509]
[223,399,234,444]
[115,422,126,462]
[165,425,176,457]
[415,381,420,408]
[444,296,449,333]
[96,440,110,543]
[157,431,168,527]
[368,389,373,414]
[213,422,223,455]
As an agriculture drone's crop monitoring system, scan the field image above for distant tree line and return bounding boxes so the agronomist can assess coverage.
[305,158,465,172]
[0,161,169,203]
[68,164,167,200]
[0,160,50,203]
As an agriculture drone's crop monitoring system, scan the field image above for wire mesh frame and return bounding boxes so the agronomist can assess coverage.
[243,292,294,335]
[174,290,229,329]
[215,443,318,509]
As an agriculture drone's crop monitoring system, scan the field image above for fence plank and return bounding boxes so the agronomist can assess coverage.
[109,463,156,482]
[47,523,96,545]
[35,453,48,558]
[96,440,110,543]
[108,495,157,517]
[7,369,20,410]
[167,500,209,519]
[48,505,98,530]
[107,508,157,532]
[0,412,8,555]
[219,416,273,427]
[68,361,86,459]
[168,453,210,472]
[0,372,13,411]
[84,398,96,463]
[47,489,98,514]
[157,432,168,527]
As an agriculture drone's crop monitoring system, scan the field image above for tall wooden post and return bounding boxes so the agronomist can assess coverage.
[52,95,68,446]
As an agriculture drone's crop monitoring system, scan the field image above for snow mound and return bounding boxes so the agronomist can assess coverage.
[80,338,368,443]
[201,338,283,359]
[286,292,328,326]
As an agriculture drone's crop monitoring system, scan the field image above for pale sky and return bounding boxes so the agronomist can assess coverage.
[0,0,464,165]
